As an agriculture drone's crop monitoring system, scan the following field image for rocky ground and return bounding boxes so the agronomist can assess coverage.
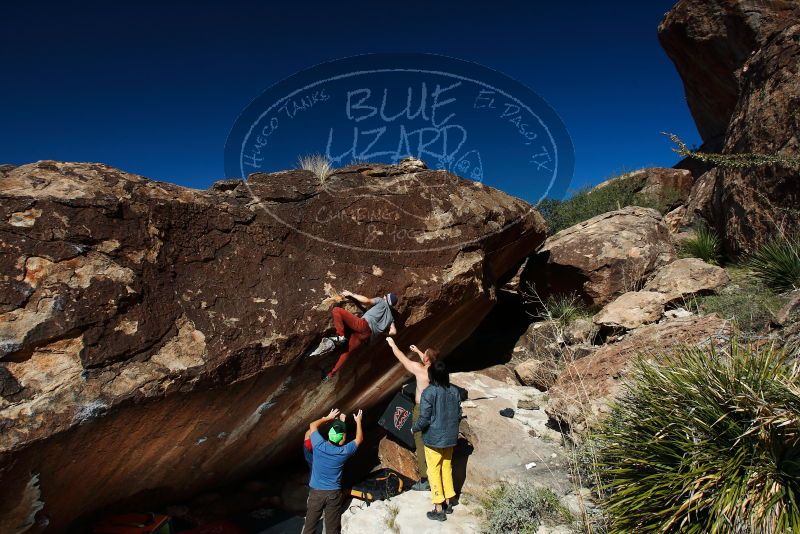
[344,371,588,534]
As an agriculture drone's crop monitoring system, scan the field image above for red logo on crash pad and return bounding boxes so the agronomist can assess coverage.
[394,407,410,429]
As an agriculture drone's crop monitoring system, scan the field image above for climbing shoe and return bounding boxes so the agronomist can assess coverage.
[426,509,447,521]
[308,337,335,358]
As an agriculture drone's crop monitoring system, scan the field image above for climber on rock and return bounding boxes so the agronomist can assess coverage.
[314,290,398,380]
[386,337,439,491]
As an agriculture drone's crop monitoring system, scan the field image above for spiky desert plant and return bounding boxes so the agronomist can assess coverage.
[750,236,800,292]
[679,226,722,265]
[544,292,586,325]
[298,153,333,182]
[596,341,800,533]
[667,133,800,171]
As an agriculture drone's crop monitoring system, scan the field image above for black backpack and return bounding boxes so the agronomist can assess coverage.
[349,468,404,502]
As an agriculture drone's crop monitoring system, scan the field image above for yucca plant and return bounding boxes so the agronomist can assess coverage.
[544,292,586,326]
[679,226,722,265]
[596,341,800,533]
[750,236,800,292]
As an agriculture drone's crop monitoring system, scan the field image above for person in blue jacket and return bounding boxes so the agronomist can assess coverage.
[411,360,462,522]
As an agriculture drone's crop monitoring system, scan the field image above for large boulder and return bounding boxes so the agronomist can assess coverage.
[643,257,730,302]
[592,291,668,330]
[523,207,675,307]
[659,0,800,254]
[0,161,546,530]
[593,168,694,208]
[658,0,798,145]
[546,314,731,433]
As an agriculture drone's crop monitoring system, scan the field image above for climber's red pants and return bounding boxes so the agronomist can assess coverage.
[328,307,372,376]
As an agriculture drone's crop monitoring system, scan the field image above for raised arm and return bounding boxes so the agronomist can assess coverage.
[309,408,340,433]
[386,338,419,374]
[341,290,375,306]
[409,344,425,359]
[353,409,364,446]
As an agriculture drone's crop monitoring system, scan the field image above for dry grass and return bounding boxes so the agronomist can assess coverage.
[298,153,334,183]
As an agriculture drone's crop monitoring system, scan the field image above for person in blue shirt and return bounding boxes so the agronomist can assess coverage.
[301,407,363,534]
[303,409,348,469]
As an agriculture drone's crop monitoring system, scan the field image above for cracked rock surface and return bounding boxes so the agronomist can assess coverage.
[0,160,546,531]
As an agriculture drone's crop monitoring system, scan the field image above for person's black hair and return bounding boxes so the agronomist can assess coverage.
[428,360,449,388]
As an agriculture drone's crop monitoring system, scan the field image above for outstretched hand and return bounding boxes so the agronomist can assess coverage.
[410,344,419,353]
[326,408,341,421]
[353,409,363,423]
[386,337,397,347]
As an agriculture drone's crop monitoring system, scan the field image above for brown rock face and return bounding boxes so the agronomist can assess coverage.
[522,207,675,308]
[660,0,800,253]
[546,314,731,433]
[0,161,546,531]
[658,0,798,144]
[378,436,420,481]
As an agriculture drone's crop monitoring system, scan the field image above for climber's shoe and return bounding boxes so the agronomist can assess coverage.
[426,509,447,522]
[308,337,336,358]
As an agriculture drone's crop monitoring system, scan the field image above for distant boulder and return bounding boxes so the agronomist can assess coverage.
[523,207,675,307]
[643,257,730,303]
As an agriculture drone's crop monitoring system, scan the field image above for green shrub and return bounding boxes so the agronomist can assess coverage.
[544,292,587,326]
[597,341,800,534]
[689,267,784,335]
[538,173,675,234]
[679,226,722,265]
[480,482,572,534]
[750,236,800,292]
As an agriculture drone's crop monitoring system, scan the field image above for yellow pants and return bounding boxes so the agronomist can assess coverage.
[424,445,456,505]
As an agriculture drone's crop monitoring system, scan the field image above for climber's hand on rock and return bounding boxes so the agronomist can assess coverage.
[340,290,352,298]
[410,344,419,353]
[326,408,340,421]
[386,337,396,347]
[353,409,363,423]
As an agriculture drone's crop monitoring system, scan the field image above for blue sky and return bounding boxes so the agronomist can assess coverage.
[0,0,698,198]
